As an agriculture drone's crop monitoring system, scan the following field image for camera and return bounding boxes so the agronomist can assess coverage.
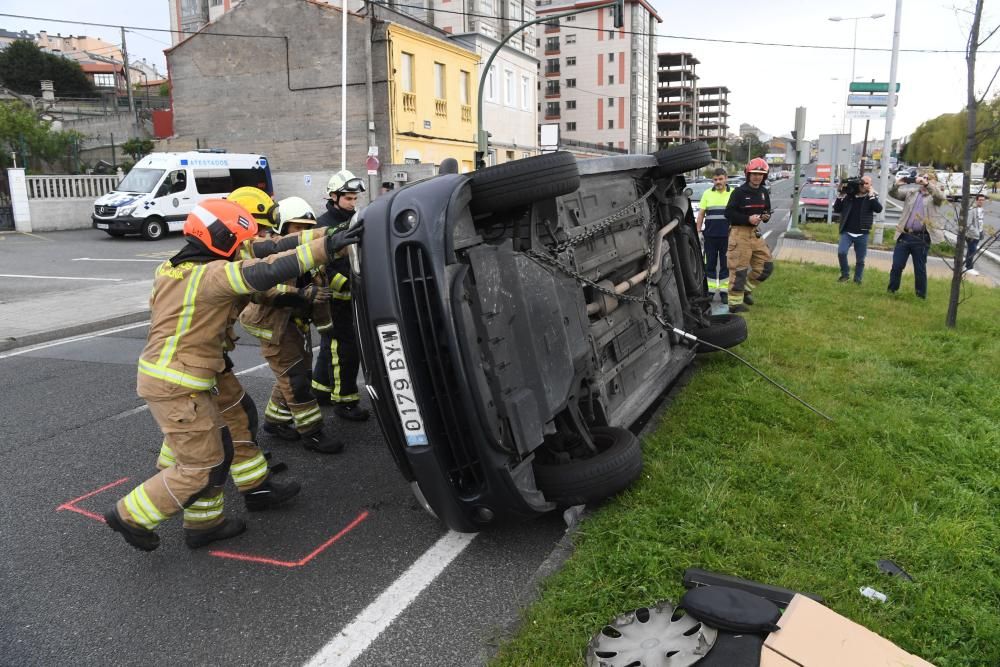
[842,178,863,196]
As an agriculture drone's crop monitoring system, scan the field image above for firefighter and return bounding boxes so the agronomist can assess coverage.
[241,196,345,454]
[312,170,369,422]
[724,158,774,313]
[155,187,298,509]
[105,199,360,552]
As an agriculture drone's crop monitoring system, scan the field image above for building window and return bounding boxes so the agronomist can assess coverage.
[565,78,576,88]
[434,62,446,99]
[401,52,415,93]
[93,73,116,88]
[608,120,614,129]
[608,97,614,107]
[566,56,576,66]
[486,65,497,102]
[566,122,576,131]
[521,75,531,110]
[459,70,470,105]
[565,14,575,21]
[608,75,614,85]
[566,34,576,44]
[545,58,559,75]
[608,52,615,62]
[545,80,560,96]
[503,68,515,105]
[545,37,559,52]
[566,100,576,109]
[545,101,560,118]
[607,30,614,40]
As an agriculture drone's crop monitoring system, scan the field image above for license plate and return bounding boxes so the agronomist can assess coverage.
[376,323,428,446]
[96,223,109,230]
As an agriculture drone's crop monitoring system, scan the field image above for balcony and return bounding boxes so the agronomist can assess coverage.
[402,92,416,112]
[544,66,560,78]
[545,38,560,55]
[435,99,447,117]
[545,82,560,98]
[544,20,559,33]
[461,104,472,122]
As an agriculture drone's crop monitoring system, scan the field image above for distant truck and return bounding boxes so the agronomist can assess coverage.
[91,151,273,240]
[935,171,964,202]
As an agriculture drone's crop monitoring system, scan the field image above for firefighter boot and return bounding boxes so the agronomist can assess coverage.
[302,428,346,454]
[743,292,755,306]
[729,303,750,314]
[105,508,160,552]
[184,518,247,549]
[332,401,370,422]
[262,421,300,442]
[243,476,302,512]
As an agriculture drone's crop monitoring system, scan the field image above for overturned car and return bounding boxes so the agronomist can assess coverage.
[351,142,747,532]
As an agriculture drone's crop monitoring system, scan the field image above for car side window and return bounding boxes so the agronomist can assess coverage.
[156,170,187,197]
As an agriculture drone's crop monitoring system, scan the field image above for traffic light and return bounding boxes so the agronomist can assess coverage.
[612,0,624,28]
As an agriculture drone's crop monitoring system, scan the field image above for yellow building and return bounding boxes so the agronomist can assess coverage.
[386,24,479,173]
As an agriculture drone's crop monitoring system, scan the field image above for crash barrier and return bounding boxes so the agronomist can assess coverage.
[26,175,119,201]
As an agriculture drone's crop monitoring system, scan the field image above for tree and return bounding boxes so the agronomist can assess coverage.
[120,137,154,162]
[158,82,170,97]
[0,40,96,97]
[0,101,85,172]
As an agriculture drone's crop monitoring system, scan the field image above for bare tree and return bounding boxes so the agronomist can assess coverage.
[946,0,986,328]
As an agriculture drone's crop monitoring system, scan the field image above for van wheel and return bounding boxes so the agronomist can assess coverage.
[675,225,706,297]
[104,230,126,238]
[469,151,579,215]
[693,314,748,353]
[532,427,643,507]
[652,141,713,176]
[141,217,166,241]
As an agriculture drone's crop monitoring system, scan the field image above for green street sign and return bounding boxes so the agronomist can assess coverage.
[849,82,901,93]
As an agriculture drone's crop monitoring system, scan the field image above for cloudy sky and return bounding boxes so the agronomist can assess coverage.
[2,0,998,143]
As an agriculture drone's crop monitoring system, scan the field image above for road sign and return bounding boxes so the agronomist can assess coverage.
[816,164,832,180]
[846,108,888,120]
[817,134,851,167]
[849,82,901,93]
[366,155,380,175]
[847,94,898,106]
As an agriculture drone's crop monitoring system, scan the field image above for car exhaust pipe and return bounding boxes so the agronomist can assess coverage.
[586,219,679,317]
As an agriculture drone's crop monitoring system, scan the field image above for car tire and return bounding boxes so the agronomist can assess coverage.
[104,230,126,238]
[532,426,643,507]
[693,314,748,353]
[469,151,579,215]
[652,141,713,176]
[675,225,705,297]
[141,217,166,241]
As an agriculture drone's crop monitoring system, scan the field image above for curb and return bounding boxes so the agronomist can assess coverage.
[0,310,150,353]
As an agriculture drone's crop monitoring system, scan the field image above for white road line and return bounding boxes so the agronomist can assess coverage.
[72,257,162,263]
[0,274,122,281]
[0,321,151,360]
[762,230,772,240]
[305,531,478,667]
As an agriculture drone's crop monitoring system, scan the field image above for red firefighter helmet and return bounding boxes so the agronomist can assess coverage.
[183,198,259,258]
[745,157,770,176]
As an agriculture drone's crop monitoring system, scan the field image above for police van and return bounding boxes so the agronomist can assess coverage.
[92,151,273,240]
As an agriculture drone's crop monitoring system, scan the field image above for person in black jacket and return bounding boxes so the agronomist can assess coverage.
[724,158,774,313]
[833,175,882,284]
[312,170,370,422]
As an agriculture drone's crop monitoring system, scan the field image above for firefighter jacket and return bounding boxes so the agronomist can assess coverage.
[317,202,354,301]
[724,183,772,227]
[137,233,330,399]
[239,274,331,344]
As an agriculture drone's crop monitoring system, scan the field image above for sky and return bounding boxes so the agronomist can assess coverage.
[2,0,999,144]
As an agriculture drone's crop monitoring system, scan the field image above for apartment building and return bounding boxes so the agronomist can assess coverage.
[656,52,699,148]
[536,0,659,154]
[697,85,729,163]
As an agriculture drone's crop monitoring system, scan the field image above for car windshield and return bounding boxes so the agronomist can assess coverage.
[116,168,165,194]
[688,182,713,199]
[801,186,834,199]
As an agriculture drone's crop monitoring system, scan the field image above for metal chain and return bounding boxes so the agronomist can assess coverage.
[546,185,659,254]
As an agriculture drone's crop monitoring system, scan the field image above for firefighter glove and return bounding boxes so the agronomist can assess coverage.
[325,223,363,255]
[300,285,331,303]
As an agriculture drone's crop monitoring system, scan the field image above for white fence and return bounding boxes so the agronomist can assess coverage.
[27,174,119,200]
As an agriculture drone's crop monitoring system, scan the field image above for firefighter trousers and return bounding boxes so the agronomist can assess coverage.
[263,323,323,435]
[727,226,774,306]
[156,369,270,495]
[312,299,360,404]
[118,390,233,532]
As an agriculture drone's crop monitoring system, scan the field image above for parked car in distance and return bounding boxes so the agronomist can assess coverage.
[687,181,715,216]
[799,184,838,221]
[351,143,748,532]
[898,168,918,185]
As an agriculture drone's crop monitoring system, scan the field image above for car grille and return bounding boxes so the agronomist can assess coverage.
[94,205,116,217]
[395,243,484,496]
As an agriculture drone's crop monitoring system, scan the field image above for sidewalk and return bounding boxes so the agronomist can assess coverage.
[0,280,152,352]
[774,237,999,288]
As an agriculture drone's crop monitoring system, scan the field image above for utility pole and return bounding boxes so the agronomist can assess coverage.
[120,27,136,118]
[874,0,902,245]
[787,106,807,238]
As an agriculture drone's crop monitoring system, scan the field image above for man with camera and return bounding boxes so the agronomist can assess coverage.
[888,172,945,298]
[833,175,882,284]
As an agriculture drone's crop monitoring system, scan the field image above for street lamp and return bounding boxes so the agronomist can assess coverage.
[828,12,885,164]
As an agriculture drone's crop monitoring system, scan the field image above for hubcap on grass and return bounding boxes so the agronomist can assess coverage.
[586,600,717,667]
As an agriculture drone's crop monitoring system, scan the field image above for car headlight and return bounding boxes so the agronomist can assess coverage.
[117,206,136,217]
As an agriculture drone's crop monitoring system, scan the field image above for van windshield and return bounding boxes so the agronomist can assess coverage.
[116,168,166,193]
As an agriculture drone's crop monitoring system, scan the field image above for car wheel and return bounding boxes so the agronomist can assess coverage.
[104,230,126,238]
[652,141,712,176]
[141,217,166,241]
[469,151,580,215]
[532,426,643,507]
[675,225,705,297]
[693,314,748,353]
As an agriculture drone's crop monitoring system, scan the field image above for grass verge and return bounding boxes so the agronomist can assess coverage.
[492,262,1000,667]
[799,222,955,255]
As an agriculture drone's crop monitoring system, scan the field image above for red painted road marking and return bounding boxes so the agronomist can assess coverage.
[56,477,130,523]
[209,510,369,568]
